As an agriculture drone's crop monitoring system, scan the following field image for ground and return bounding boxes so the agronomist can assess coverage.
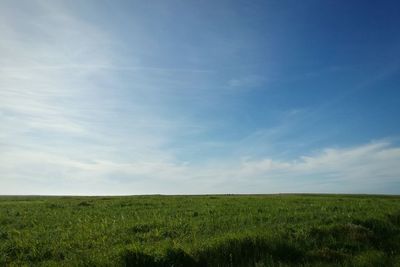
[1,194,400,266]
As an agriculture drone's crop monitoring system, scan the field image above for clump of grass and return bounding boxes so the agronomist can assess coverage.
[388,210,400,226]
[122,249,160,267]
[128,223,155,234]
[351,250,389,267]
[77,201,92,207]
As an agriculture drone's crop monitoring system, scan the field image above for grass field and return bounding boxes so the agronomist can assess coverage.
[1,194,400,266]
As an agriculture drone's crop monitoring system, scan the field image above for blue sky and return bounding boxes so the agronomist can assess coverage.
[1,0,400,195]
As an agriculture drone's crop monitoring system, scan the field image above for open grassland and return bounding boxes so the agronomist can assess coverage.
[1,194,400,266]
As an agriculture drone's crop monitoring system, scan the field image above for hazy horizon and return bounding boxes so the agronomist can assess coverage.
[1,0,400,195]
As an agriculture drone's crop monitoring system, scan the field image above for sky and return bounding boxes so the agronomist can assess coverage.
[1,0,400,195]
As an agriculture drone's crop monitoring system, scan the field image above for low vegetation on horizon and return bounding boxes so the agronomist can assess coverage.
[1,194,400,266]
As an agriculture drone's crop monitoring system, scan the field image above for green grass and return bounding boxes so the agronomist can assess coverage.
[1,194,400,266]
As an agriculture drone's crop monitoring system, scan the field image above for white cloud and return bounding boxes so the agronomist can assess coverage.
[224,141,400,193]
[1,140,399,195]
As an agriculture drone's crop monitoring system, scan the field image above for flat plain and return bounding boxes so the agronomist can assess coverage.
[1,194,400,266]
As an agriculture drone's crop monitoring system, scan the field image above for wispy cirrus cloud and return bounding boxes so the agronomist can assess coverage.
[1,1,399,195]
[0,0,218,196]
[0,2,111,136]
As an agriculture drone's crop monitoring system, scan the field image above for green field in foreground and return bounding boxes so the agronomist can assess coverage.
[1,195,400,266]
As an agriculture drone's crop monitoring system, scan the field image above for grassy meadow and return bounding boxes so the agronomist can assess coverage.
[1,194,400,266]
